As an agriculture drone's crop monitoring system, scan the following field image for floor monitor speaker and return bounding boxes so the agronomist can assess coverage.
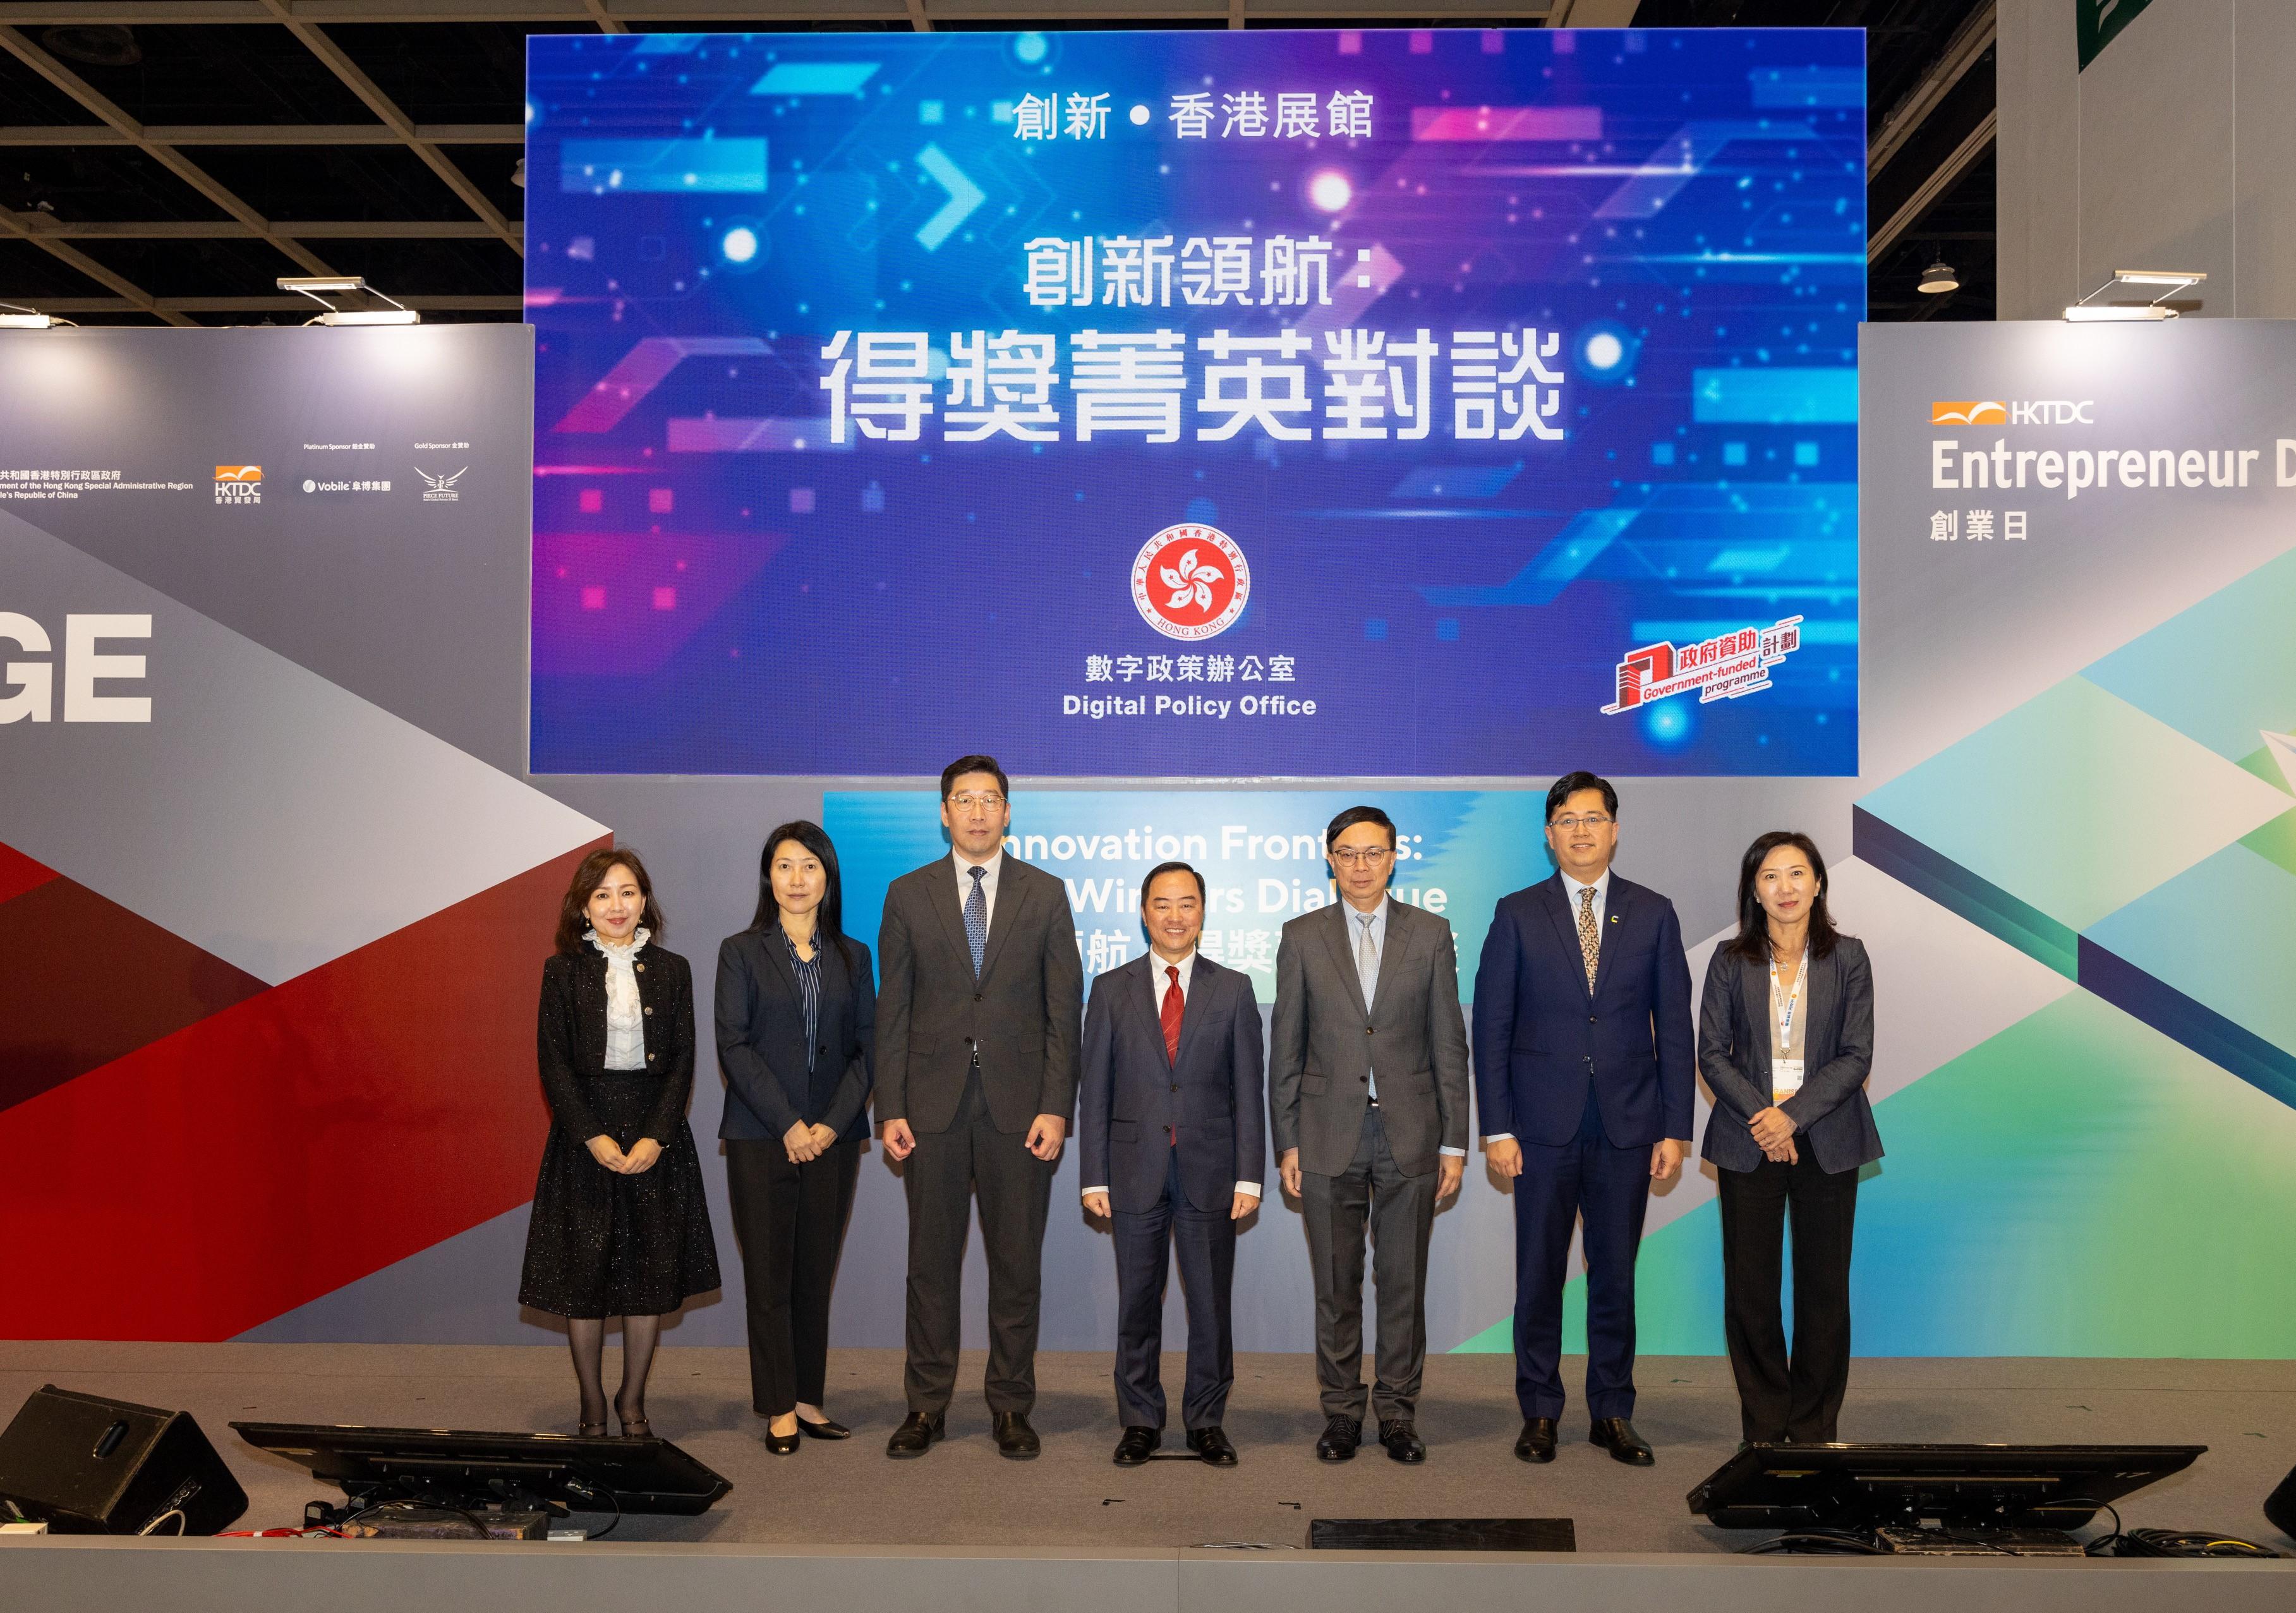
[0,1385,247,1535]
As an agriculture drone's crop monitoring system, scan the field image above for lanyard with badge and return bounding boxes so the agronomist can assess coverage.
[1768,953,1806,1103]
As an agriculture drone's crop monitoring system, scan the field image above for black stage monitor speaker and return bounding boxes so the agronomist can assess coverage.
[0,1385,248,1535]
[2268,1464,2296,1540]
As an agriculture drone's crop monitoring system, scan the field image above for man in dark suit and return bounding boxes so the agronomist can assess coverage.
[876,755,1083,1459]
[1078,861,1265,1467]
[1472,771,1693,1467]
[1271,805,1471,1465]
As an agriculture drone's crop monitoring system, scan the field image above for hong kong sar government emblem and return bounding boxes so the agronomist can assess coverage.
[1130,523,1250,641]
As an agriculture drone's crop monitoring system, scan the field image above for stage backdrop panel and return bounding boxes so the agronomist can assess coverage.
[0,327,607,1341]
[525,27,1863,778]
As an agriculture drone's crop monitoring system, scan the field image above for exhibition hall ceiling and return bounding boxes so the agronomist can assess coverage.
[0,0,1991,325]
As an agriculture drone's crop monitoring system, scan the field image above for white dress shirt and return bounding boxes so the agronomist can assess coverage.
[589,926,650,1072]
[1483,867,1611,1144]
[952,847,1003,931]
[1344,897,1466,1158]
[1084,947,1261,1200]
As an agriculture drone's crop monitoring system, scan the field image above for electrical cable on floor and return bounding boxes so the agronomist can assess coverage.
[564,1480,622,1540]
[2115,1529,2281,1559]
[1739,1527,1883,1555]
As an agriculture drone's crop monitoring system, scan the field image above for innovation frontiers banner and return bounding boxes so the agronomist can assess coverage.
[528,29,1863,776]
[827,789,1547,1000]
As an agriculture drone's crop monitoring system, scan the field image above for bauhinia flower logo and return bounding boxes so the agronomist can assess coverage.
[1160,548,1224,613]
[1130,523,1250,641]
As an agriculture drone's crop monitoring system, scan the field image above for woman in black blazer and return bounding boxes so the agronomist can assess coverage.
[1697,831,1880,1446]
[518,847,722,1437]
[716,819,875,1455]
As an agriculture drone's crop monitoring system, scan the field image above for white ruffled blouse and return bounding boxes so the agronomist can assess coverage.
[586,926,651,1072]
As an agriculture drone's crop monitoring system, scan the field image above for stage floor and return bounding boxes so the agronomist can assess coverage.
[3,1343,2291,1553]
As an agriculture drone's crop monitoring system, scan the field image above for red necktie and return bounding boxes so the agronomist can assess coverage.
[1161,965,1183,1065]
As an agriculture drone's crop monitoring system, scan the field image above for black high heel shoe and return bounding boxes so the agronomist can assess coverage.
[764,1423,801,1455]
[797,1416,851,1441]
[618,1414,652,1439]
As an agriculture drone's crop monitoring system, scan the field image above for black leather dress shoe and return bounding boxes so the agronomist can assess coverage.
[1514,1417,1557,1463]
[1187,1425,1238,1466]
[885,1411,944,1458]
[764,1425,800,1456]
[1590,1417,1654,1465]
[993,1411,1041,1459]
[1113,1425,1159,1466]
[1379,1420,1427,1464]
[1314,1415,1362,1462]
[797,1416,851,1441]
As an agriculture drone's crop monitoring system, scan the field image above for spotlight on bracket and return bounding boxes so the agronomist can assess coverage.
[277,275,420,326]
[2064,268,2204,322]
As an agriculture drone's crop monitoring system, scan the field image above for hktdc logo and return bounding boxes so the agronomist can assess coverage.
[1130,524,1250,641]
[214,464,262,505]
[1930,400,2094,426]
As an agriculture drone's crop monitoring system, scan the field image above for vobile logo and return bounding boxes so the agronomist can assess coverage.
[214,465,262,505]
[1131,523,1249,641]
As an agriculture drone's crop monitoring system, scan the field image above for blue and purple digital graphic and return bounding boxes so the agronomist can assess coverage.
[527,27,1862,776]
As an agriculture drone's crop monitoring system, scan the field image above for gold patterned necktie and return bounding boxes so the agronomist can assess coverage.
[1578,885,1600,992]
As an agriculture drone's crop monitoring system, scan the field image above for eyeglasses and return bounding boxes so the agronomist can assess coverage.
[948,792,1006,811]
[1550,814,1614,832]
[1330,846,1394,867]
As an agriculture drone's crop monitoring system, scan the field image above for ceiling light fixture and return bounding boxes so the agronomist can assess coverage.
[1918,260,1959,294]
[2064,267,2204,322]
[512,157,526,188]
[277,275,421,327]
[0,301,69,330]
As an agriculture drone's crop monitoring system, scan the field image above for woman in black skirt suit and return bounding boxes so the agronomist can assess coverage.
[519,847,722,1436]
[716,820,874,1455]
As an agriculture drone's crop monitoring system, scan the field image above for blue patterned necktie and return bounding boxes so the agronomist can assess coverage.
[964,864,988,979]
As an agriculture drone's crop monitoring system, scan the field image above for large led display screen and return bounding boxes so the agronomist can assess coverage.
[526,27,1863,776]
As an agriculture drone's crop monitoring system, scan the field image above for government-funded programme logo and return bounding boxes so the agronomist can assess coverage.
[214,465,262,505]
[1130,523,1249,641]
[1931,399,2094,425]
[1600,615,1803,715]
[417,465,468,503]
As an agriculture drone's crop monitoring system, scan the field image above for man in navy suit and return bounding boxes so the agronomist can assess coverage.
[1472,771,1693,1467]
[1079,861,1266,1467]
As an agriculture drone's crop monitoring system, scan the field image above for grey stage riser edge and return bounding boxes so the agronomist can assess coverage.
[0,1543,2288,1613]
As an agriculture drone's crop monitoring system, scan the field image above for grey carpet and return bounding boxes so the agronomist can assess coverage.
[1,1344,2290,1554]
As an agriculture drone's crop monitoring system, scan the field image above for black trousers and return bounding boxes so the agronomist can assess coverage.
[1298,1105,1437,1423]
[902,1065,1054,1417]
[1513,1087,1650,1422]
[726,1133,861,1417]
[1717,1148,1859,1444]
[1112,1143,1236,1431]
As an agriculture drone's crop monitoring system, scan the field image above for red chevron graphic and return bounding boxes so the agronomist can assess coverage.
[0,837,607,1340]
[0,842,57,907]
[0,856,269,1116]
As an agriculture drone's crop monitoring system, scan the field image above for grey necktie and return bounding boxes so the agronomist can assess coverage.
[1356,912,1379,1100]
[964,865,988,979]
